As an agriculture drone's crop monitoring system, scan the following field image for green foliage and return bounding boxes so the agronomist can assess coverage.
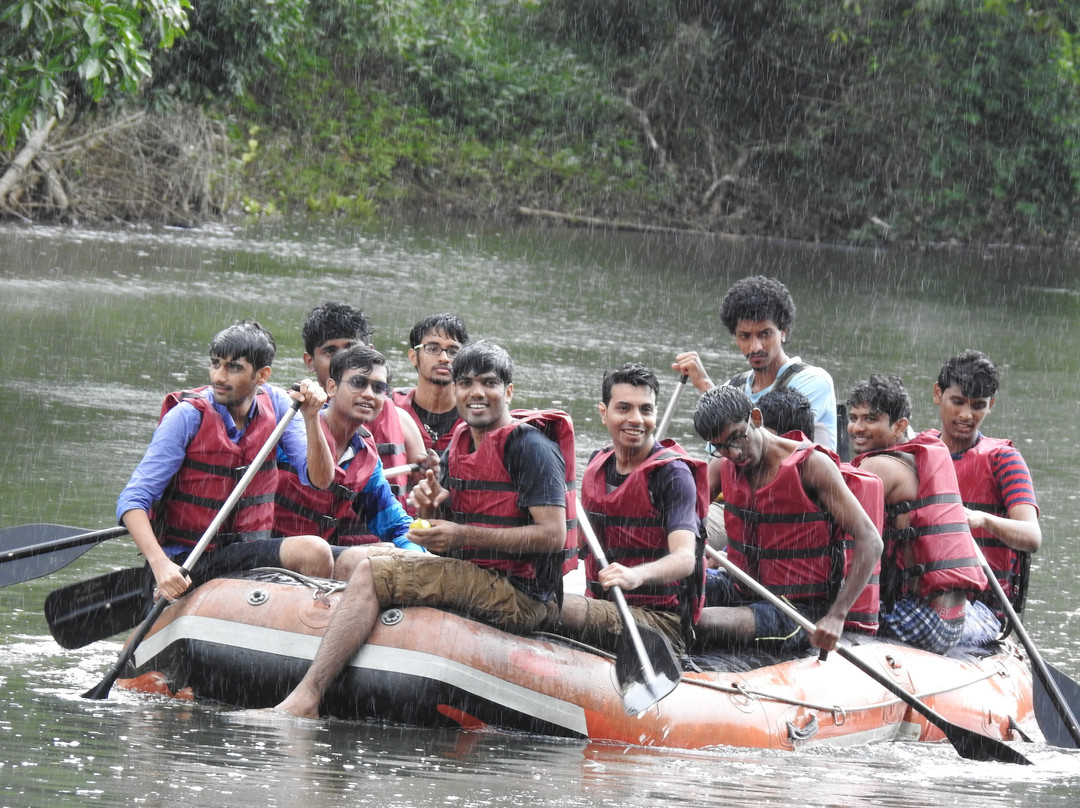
[0,0,190,146]
[145,0,307,103]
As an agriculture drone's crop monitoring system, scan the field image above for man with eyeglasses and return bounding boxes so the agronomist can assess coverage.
[275,345,425,553]
[392,313,470,453]
[691,385,881,654]
[272,341,568,718]
[297,301,430,512]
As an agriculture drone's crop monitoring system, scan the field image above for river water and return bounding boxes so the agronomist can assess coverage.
[1,220,1078,806]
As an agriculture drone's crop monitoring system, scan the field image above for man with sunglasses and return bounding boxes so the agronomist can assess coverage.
[393,314,470,453]
[691,385,881,654]
[297,301,430,511]
[275,345,425,552]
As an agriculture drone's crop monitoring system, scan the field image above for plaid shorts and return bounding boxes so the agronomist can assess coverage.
[959,598,1002,647]
[879,597,964,654]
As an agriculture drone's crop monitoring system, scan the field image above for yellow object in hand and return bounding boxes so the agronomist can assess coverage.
[410,519,431,530]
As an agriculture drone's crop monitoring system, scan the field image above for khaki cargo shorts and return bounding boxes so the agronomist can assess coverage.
[351,545,553,635]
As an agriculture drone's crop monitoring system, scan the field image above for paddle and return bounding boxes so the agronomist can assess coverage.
[45,566,147,649]
[47,462,424,650]
[577,504,682,715]
[972,543,1080,748]
[704,545,1032,764]
[0,523,128,587]
[655,374,688,442]
[82,394,304,700]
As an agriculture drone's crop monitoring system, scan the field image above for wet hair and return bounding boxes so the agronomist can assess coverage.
[846,373,911,425]
[209,319,276,370]
[302,301,372,356]
[601,362,659,405]
[758,388,814,437]
[693,385,754,442]
[451,340,513,386]
[328,345,389,386]
[719,275,796,335]
[409,313,469,350]
[937,350,999,399]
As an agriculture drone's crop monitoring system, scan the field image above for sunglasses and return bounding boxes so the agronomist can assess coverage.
[343,375,392,397]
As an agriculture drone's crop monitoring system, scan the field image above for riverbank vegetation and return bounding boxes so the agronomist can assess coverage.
[2,0,1079,246]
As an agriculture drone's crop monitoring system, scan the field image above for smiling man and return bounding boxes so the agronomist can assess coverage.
[117,319,335,602]
[274,340,569,719]
[274,345,425,552]
[847,373,989,654]
[554,363,709,656]
[930,350,1040,621]
[691,385,881,654]
[674,275,838,450]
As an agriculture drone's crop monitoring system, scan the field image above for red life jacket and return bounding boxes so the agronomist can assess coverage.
[152,386,278,550]
[854,431,987,607]
[722,443,881,633]
[392,387,459,452]
[367,398,410,507]
[274,416,381,544]
[445,409,577,597]
[944,433,1029,610]
[581,440,709,630]
[838,462,883,634]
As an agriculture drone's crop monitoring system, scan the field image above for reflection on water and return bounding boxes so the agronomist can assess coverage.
[1,221,1079,806]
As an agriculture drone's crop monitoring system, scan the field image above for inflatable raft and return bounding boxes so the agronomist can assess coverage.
[117,570,1037,752]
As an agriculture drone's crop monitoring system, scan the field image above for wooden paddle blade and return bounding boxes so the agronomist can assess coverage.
[615,622,682,715]
[45,566,149,649]
[1035,661,1080,748]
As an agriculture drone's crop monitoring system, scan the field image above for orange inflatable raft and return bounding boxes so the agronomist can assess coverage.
[118,571,1037,752]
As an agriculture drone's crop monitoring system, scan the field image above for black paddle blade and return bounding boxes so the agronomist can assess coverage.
[0,524,95,587]
[615,622,682,715]
[1035,661,1080,749]
[941,722,1032,765]
[45,566,149,649]
[83,596,169,700]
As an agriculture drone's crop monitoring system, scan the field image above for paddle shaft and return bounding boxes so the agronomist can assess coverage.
[655,375,688,443]
[1,525,128,564]
[974,543,1080,746]
[83,395,304,699]
[704,546,1030,764]
[577,502,660,685]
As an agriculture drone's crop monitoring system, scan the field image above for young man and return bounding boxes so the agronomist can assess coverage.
[848,373,988,654]
[274,345,425,552]
[693,385,882,653]
[555,364,709,656]
[297,301,430,509]
[931,351,1040,618]
[274,341,568,718]
[392,313,469,452]
[116,319,335,602]
[703,387,818,555]
[673,275,838,450]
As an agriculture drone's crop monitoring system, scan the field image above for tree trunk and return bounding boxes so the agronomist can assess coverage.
[0,117,57,208]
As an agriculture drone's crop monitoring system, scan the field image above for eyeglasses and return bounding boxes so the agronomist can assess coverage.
[414,342,461,359]
[343,375,392,397]
[707,425,751,458]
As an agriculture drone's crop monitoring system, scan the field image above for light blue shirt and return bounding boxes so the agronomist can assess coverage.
[116,384,309,522]
[736,356,837,450]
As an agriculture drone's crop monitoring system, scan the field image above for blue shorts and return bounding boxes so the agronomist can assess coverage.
[705,569,828,654]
